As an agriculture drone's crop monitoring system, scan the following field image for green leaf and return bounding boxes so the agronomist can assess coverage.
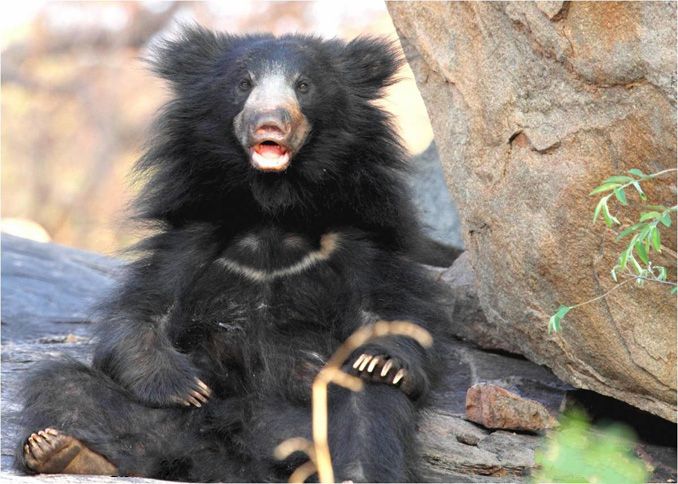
[590,183,621,196]
[603,175,634,184]
[549,305,572,334]
[634,240,649,264]
[636,224,651,251]
[601,202,620,227]
[671,286,677,295]
[636,225,650,243]
[644,235,651,254]
[645,205,669,211]
[593,197,607,223]
[631,181,647,201]
[628,168,645,177]
[618,237,635,270]
[639,211,662,222]
[534,410,650,483]
[616,223,645,241]
[651,226,662,252]
[613,187,628,205]
[548,316,558,334]
[660,212,672,227]
[555,304,571,318]
[630,256,643,275]
[657,266,667,281]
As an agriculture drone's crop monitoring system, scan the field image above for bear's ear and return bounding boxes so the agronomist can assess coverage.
[338,36,403,98]
[148,25,224,86]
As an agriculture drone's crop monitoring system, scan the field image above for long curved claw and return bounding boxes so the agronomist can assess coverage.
[195,378,212,398]
[380,360,394,378]
[367,356,381,373]
[352,354,367,369]
[190,390,208,404]
[173,378,212,408]
[193,378,212,402]
[30,434,50,454]
[358,355,373,372]
[392,368,407,385]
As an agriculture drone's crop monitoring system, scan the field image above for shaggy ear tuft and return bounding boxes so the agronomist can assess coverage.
[148,25,223,86]
[339,36,404,97]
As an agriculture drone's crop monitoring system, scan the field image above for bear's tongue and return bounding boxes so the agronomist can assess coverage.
[255,142,286,158]
[251,142,290,172]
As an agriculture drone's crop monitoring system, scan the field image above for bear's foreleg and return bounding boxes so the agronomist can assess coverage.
[94,318,212,408]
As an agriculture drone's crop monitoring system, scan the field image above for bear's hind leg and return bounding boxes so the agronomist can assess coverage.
[23,428,117,475]
[16,358,193,478]
[246,384,418,482]
[327,385,419,482]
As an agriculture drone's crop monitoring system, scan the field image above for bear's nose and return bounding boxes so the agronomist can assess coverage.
[251,109,292,138]
[255,123,285,137]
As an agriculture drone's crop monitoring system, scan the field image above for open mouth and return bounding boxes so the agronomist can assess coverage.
[250,140,291,172]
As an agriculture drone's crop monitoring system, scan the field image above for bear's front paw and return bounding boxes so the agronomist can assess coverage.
[170,377,212,408]
[122,351,213,408]
[348,353,420,398]
[130,372,212,408]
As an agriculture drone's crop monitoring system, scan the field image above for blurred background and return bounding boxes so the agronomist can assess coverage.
[1,1,440,255]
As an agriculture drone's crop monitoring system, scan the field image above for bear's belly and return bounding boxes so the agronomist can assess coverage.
[169,228,365,395]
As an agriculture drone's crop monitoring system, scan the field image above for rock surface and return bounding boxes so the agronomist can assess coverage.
[432,252,519,354]
[388,1,677,422]
[466,383,559,432]
[1,234,571,482]
[1,233,121,341]
[409,142,464,249]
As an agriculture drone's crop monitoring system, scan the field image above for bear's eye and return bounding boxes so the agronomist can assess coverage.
[238,78,252,91]
[296,80,310,94]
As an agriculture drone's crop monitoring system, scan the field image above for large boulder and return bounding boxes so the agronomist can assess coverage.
[409,142,465,249]
[388,1,677,421]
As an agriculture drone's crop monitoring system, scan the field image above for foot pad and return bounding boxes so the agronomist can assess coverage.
[24,428,117,475]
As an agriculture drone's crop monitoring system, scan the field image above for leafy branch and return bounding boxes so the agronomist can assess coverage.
[548,167,677,333]
[533,409,649,483]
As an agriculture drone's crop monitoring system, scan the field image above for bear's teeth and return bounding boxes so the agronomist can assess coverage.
[251,150,290,172]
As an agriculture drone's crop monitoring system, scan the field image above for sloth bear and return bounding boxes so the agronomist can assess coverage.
[16,27,456,482]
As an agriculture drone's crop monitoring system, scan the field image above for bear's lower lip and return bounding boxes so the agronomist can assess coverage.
[250,142,290,172]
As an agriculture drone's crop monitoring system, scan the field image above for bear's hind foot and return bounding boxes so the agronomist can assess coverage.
[24,428,118,475]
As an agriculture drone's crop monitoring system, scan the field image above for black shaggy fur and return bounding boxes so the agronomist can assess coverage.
[17,27,455,482]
